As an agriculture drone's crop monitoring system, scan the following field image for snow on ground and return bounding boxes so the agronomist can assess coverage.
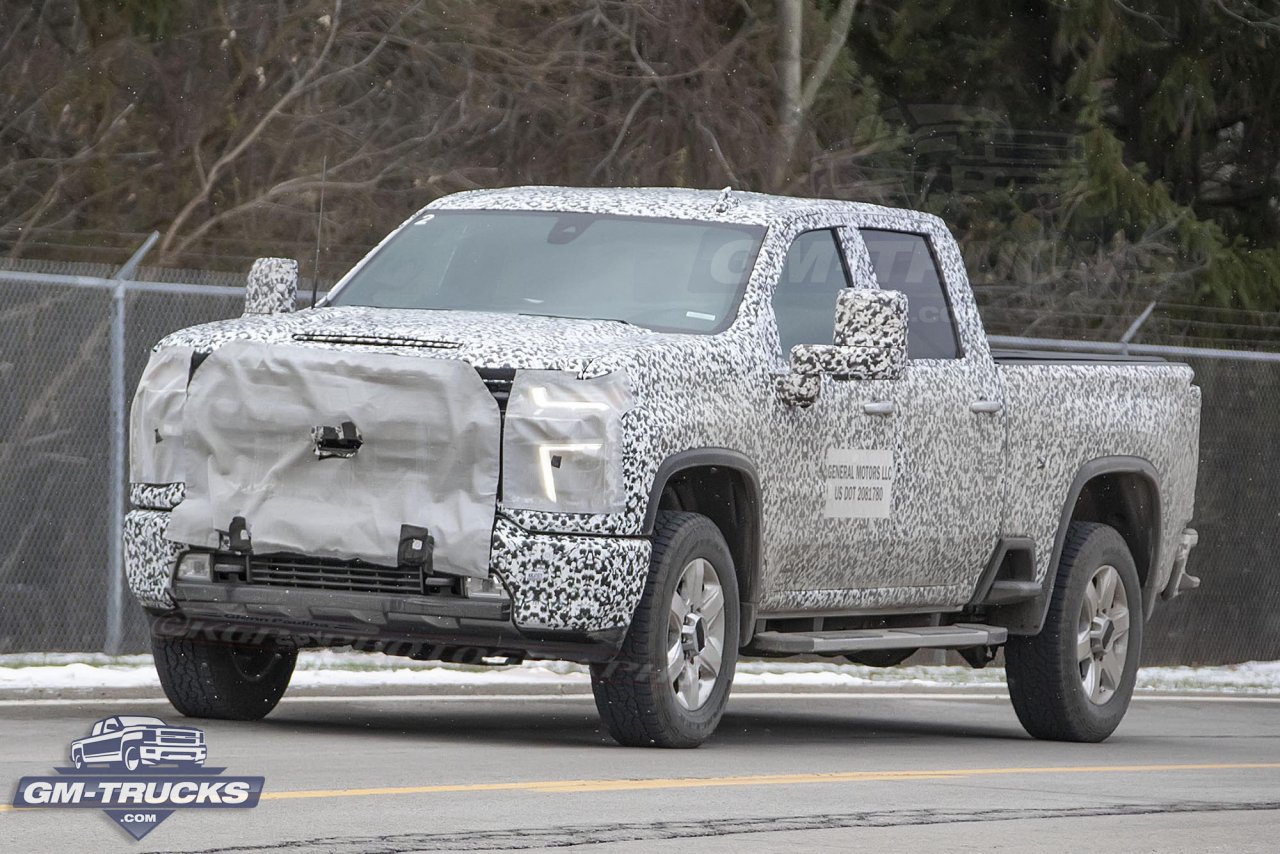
[1,651,1278,694]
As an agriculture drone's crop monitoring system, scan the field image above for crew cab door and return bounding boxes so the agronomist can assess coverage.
[851,224,1005,593]
[761,226,899,607]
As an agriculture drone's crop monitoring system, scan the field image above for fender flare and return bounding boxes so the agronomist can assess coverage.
[643,448,764,637]
[1005,455,1162,635]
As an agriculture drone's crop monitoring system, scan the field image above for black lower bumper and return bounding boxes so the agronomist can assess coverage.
[166,580,624,662]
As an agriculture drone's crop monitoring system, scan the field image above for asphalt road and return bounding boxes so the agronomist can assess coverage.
[2,689,1278,852]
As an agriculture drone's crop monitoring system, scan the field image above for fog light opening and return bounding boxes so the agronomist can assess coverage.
[175,552,213,583]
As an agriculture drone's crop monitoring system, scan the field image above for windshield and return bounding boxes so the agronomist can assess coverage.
[115,716,165,726]
[328,211,764,333]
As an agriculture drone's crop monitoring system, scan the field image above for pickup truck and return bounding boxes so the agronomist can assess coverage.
[70,716,206,771]
[126,187,1201,747]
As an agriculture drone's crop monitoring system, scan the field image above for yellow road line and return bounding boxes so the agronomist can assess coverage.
[4,762,1277,813]
[257,762,1280,802]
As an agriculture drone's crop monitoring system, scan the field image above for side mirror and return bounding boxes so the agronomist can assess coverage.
[777,289,908,407]
[833,288,907,354]
[244,257,299,316]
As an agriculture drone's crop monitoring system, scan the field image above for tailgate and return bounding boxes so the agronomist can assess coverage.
[166,340,500,575]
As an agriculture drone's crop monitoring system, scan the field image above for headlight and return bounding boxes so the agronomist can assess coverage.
[501,370,632,514]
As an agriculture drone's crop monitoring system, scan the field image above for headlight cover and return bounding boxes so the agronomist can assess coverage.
[129,345,194,484]
[501,370,632,514]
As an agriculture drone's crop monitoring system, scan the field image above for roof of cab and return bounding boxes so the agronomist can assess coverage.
[427,185,922,229]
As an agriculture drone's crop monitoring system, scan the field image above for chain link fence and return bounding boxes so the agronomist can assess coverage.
[1,254,1276,663]
[0,254,249,654]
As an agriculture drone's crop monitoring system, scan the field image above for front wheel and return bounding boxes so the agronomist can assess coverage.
[150,618,297,721]
[590,512,740,748]
[1005,522,1143,742]
[122,745,141,772]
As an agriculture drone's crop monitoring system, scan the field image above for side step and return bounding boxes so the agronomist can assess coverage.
[751,623,1008,655]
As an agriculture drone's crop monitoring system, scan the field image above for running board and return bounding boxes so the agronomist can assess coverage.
[751,623,1008,655]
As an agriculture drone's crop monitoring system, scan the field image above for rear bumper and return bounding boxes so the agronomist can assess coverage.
[1160,527,1201,602]
[125,508,650,653]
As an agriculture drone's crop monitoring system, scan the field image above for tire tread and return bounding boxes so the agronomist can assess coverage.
[151,625,296,721]
[591,511,737,748]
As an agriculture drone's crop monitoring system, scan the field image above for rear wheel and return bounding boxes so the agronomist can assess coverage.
[150,618,297,721]
[590,512,739,748]
[1005,522,1142,742]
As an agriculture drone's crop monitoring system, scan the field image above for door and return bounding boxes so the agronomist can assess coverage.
[856,228,1004,592]
[761,228,899,609]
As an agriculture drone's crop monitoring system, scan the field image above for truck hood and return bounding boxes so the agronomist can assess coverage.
[156,306,669,373]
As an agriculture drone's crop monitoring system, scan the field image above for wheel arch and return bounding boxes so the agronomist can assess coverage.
[644,449,762,642]
[1005,456,1162,634]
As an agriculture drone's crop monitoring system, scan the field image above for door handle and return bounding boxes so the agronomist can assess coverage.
[969,400,1003,414]
[862,401,895,417]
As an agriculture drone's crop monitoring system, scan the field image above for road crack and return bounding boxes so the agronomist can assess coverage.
[164,800,1280,853]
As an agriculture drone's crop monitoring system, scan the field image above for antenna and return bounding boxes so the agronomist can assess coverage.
[309,153,328,308]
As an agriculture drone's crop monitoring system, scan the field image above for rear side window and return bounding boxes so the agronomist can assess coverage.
[771,229,851,355]
[859,229,962,359]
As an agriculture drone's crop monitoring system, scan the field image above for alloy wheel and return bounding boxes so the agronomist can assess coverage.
[666,557,727,711]
[1077,564,1131,704]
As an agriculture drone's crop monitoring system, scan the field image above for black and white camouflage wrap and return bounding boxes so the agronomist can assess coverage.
[124,186,1200,636]
[789,343,905,382]
[129,482,185,511]
[490,518,651,631]
[124,509,181,609]
[776,289,908,403]
[243,257,298,316]
[1000,365,1200,592]
[775,370,822,408]
[832,288,908,350]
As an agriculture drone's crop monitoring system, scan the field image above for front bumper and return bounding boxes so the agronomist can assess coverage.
[124,508,651,644]
[141,744,207,764]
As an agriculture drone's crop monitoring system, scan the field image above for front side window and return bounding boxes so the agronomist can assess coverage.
[328,211,764,334]
[771,229,852,355]
[859,229,962,359]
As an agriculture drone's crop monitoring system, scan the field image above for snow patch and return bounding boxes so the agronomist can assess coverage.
[0,652,1277,694]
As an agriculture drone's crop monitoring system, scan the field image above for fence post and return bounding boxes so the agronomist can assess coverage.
[105,232,159,655]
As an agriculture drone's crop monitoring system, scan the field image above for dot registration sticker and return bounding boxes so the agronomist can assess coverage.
[822,448,893,519]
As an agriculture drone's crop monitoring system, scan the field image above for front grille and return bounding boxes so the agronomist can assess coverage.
[475,366,515,413]
[246,555,433,595]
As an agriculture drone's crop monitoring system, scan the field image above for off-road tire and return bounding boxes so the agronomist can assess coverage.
[590,511,739,748]
[1005,522,1143,742]
[150,618,297,721]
